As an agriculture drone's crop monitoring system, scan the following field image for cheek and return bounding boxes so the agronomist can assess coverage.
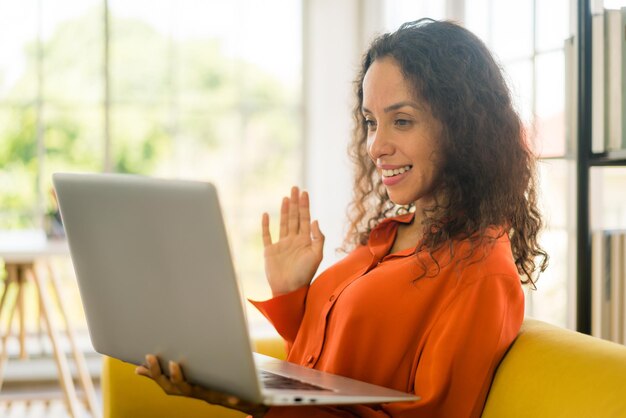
[427,154,445,187]
[413,143,443,180]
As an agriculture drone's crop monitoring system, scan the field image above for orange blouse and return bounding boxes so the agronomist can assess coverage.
[250,213,524,418]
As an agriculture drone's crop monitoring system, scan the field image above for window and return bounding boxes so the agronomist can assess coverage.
[384,0,446,28]
[0,0,302,337]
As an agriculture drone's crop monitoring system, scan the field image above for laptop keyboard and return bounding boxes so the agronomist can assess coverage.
[259,370,332,391]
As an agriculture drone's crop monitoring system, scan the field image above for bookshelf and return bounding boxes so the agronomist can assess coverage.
[576,0,626,334]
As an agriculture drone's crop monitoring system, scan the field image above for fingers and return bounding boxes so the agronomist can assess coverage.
[300,190,311,236]
[134,355,159,379]
[136,355,266,414]
[311,220,324,240]
[279,197,289,239]
[168,361,193,396]
[287,186,299,236]
[311,220,325,252]
[137,355,171,391]
[147,355,178,391]
[270,186,317,241]
[146,354,163,378]
[261,213,272,247]
[135,365,150,377]
[136,355,188,396]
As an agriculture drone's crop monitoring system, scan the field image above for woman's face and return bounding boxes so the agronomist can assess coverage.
[362,57,443,207]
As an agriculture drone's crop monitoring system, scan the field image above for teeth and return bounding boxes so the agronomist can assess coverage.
[382,165,412,177]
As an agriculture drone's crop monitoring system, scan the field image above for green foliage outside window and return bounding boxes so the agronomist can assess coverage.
[0,6,300,230]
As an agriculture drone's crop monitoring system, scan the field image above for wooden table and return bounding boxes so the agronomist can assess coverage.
[0,230,100,418]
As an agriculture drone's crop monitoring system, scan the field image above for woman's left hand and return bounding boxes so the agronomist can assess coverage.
[135,354,269,418]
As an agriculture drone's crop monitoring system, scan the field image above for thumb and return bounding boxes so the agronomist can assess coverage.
[311,220,325,248]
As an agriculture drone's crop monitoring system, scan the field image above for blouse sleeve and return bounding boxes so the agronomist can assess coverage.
[264,273,524,418]
[248,285,309,350]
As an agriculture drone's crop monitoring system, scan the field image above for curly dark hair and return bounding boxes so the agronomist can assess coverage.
[345,18,548,285]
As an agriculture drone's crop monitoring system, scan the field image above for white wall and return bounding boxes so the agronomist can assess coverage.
[302,0,384,274]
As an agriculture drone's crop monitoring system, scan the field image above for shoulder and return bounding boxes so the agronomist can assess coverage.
[450,228,520,287]
[444,236,524,317]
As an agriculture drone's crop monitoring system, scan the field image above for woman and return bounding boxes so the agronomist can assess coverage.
[136,18,548,418]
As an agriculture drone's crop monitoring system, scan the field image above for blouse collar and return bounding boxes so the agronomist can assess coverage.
[367,212,417,261]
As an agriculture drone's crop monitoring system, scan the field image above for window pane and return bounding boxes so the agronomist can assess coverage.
[177,41,239,109]
[44,106,102,174]
[236,0,302,98]
[590,167,626,231]
[535,51,566,157]
[528,158,576,328]
[110,106,172,174]
[538,159,572,231]
[41,0,102,105]
[604,0,626,9]
[42,105,102,232]
[174,109,243,179]
[0,2,39,228]
[0,107,38,228]
[465,0,490,44]
[0,1,38,103]
[526,228,569,326]
[109,0,170,104]
[491,0,533,61]
[503,59,533,129]
[384,0,446,30]
[536,0,570,52]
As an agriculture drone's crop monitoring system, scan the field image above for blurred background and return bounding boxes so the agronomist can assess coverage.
[1,0,626,415]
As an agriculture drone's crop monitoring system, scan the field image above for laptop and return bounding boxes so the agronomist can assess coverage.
[53,172,420,406]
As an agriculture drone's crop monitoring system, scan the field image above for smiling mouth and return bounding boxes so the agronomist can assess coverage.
[382,165,412,178]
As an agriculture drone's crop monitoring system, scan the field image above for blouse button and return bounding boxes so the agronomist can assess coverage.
[329,294,336,302]
[306,355,315,364]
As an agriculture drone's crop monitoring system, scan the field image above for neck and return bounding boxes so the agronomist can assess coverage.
[411,197,434,230]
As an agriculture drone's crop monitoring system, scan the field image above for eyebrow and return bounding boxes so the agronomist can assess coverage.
[361,101,423,114]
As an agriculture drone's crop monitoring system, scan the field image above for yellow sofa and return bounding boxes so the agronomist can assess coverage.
[102,319,626,418]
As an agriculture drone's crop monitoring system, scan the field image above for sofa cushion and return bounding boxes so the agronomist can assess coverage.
[482,319,626,418]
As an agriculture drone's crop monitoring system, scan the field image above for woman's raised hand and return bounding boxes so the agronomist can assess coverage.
[262,186,324,296]
[135,355,268,418]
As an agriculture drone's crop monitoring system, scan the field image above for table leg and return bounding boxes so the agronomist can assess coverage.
[44,262,101,418]
[39,292,46,354]
[0,275,12,325]
[0,280,19,391]
[29,266,81,418]
[3,264,18,345]
[17,266,27,360]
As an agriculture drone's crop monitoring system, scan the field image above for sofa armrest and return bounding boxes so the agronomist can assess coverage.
[102,336,286,418]
[482,319,626,418]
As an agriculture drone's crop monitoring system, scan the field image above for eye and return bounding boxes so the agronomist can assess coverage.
[363,118,377,131]
[394,118,412,127]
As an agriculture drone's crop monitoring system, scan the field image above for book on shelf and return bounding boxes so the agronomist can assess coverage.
[591,229,626,344]
[618,233,626,345]
[603,8,626,152]
[610,232,623,343]
[592,13,604,153]
[591,230,609,339]
[564,35,577,155]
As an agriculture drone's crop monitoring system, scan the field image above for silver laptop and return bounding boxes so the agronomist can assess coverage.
[53,172,420,406]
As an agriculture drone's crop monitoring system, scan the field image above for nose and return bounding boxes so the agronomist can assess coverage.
[367,126,394,162]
